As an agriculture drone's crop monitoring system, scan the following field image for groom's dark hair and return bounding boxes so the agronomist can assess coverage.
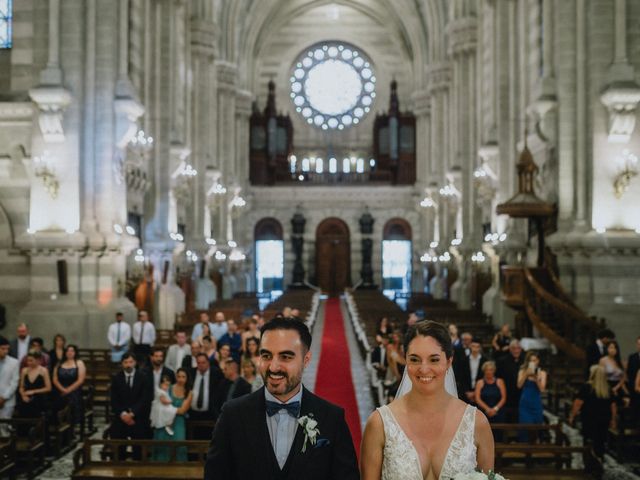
[404,320,453,359]
[260,318,312,352]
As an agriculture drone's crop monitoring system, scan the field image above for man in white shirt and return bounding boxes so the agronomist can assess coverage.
[189,353,223,439]
[108,312,132,363]
[149,347,175,391]
[9,323,31,362]
[165,330,191,372]
[0,335,20,434]
[131,310,156,367]
[191,312,216,342]
[210,311,228,341]
[462,338,487,404]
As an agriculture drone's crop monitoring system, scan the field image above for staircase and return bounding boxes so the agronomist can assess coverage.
[502,265,603,362]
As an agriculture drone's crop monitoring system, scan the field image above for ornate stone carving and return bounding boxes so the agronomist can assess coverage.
[426,63,451,94]
[235,90,254,118]
[216,61,237,92]
[600,83,640,143]
[0,102,34,123]
[447,17,478,56]
[28,86,72,143]
[190,18,216,57]
[411,89,431,116]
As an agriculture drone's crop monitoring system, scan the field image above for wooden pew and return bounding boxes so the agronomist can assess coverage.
[72,439,208,479]
[0,436,16,480]
[0,417,48,479]
[48,404,75,457]
[495,444,592,476]
[186,420,216,441]
[80,385,96,439]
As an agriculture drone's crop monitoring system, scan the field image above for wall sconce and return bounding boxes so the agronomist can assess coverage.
[33,151,59,199]
[613,149,638,198]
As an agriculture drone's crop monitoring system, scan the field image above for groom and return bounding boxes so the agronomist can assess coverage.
[204,318,359,480]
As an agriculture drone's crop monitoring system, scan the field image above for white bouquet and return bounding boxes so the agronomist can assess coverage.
[452,470,506,480]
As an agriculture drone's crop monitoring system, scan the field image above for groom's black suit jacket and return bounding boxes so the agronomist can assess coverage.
[205,386,359,480]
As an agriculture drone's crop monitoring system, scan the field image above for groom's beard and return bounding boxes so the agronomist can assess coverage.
[262,369,302,397]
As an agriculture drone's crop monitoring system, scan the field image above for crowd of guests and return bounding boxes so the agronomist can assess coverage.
[370,316,640,465]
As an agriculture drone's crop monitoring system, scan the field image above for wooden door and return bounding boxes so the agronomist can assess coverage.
[316,218,351,296]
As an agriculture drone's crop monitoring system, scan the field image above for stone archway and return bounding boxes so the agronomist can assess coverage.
[315,218,351,296]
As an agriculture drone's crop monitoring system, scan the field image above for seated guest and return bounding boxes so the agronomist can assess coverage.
[497,339,524,423]
[149,347,175,391]
[459,338,487,404]
[202,335,218,363]
[49,334,66,372]
[370,334,390,380]
[191,312,216,342]
[474,361,507,431]
[0,336,20,433]
[491,324,512,360]
[110,353,152,459]
[17,351,52,419]
[131,311,155,367]
[569,365,617,471]
[219,320,242,362]
[9,323,31,363]
[290,308,303,322]
[210,312,229,341]
[19,338,50,369]
[52,345,86,427]
[448,323,461,348]
[215,359,251,410]
[517,351,547,441]
[599,340,629,402]
[241,358,263,392]
[189,353,223,439]
[108,312,131,363]
[165,330,191,373]
[586,329,615,375]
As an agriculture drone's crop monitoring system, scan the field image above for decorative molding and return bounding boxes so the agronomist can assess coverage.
[426,63,451,94]
[410,89,431,116]
[0,103,34,124]
[190,18,217,57]
[216,61,238,91]
[235,89,254,117]
[600,83,640,143]
[28,86,72,143]
[447,17,478,56]
[114,97,145,148]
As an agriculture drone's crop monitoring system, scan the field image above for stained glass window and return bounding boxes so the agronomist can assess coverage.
[290,41,376,130]
[0,0,12,49]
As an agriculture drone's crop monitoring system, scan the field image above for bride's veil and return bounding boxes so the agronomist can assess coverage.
[396,365,458,398]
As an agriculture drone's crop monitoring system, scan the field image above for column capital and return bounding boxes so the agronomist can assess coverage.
[447,17,478,56]
[190,18,217,57]
[411,89,431,116]
[216,61,238,92]
[28,86,72,143]
[235,89,254,117]
[426,62,451,94]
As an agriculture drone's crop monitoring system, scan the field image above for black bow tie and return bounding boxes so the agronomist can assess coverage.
[266,400,300,418]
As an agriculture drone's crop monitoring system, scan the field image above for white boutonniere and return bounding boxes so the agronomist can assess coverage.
[298,414,320,453]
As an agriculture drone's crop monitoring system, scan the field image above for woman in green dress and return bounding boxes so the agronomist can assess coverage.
[153,368,192,461]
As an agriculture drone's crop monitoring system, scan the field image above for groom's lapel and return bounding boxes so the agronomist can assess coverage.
[246,388,280,475]
[282,387,318,476]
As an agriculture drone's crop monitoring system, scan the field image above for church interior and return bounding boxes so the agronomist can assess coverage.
[0,0,639,478]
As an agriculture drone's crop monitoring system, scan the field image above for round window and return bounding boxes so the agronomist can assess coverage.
[289,41,376,130]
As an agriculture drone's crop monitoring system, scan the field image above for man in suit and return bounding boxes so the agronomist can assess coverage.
[189,352,223,439]
[452,331,473,397]
[0,336,20,435]
[9,323,30,363]
[215,359,251,411]
[497,339,524,423]
[370,334,389,380]
[459,338,487,404]
[148,347,176,392]
[165,330,191,373]
[205,318,359,480]
[586,329,615,375]
[110,353,152,459]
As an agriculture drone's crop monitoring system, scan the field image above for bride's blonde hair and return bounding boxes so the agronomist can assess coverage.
[403,321,453,359]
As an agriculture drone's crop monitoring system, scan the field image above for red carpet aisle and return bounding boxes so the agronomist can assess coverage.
[314,298,362,455]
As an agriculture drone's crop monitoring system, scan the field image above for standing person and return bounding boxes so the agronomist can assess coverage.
[627,337,640,424]
[152,368,192,461]
[165,330,191,373]
[49,334,66,372]
[189,353,223,439]
[371,334,390,380]
[219,320,242,362]
[242,317,261,351]
[110,353,152,460]
[205,318,360,480]
[131,311,155,367]
[599,341,629,402]
[241,358,263,392]
[475,361,507,440]
[517,351,547,441]
[210,312,228,341]
[497,339,524,423]
[52,345,86,427]
[202,336,218,363]
[215,359,251,411]
[181,341,201,376]
[108,312,131,363]
[19,338,50,369]
[148,347,175,391]
[491,325,512,360]
[0,336,20,432]
[459,338,487,404]
[243,337,261,370]
[569,365,617,472]
[17,351,52,419]
[9,323,31,363]
[448,323,461,348]
[586,329,615,374]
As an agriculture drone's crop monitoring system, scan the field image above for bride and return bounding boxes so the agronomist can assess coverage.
[361,321,494,480]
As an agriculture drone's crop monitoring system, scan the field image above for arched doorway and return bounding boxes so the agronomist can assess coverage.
[316,218,350,296]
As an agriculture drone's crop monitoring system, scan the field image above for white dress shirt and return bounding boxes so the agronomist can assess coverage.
[132,321,156,346]
[165,344,191,372]
[265,387,303,469]
[192,369,211,412]
[469,354,481,389]
[210,322,228,341]
[153,367,163,391]
[108,321,132,347]
[17,337,30,363]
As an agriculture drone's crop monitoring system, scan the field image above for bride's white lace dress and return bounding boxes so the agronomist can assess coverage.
[377,404,477,480]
